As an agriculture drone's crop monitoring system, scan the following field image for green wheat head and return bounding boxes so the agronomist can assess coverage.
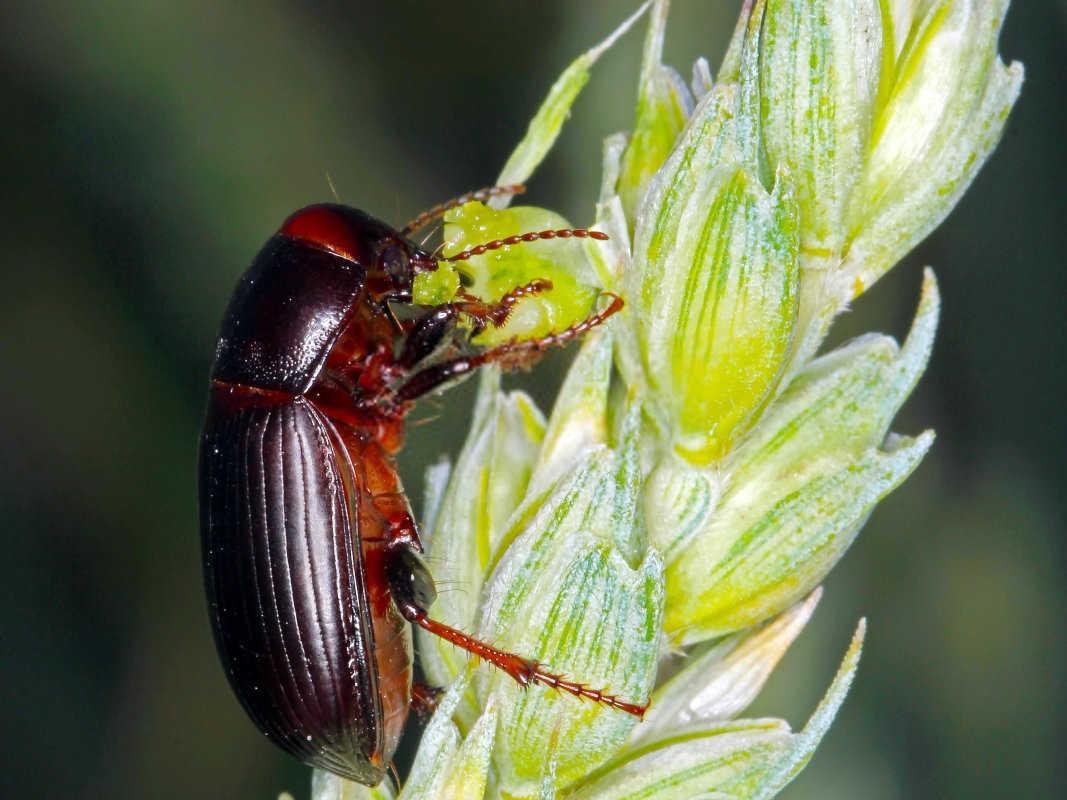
[310,1,1021,797]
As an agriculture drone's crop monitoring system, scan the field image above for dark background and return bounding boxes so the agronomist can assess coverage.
[1,2,1063,798]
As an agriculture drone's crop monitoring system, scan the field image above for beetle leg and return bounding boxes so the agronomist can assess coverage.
[399,605,647,718]
[391,292,624,403]
[399,278,553,370]
[410,682,444,720]
[452,278,553,332]
[398,306,461,369]
[372,492,421,550]
[389,357,480,406]
[384,544,646,717]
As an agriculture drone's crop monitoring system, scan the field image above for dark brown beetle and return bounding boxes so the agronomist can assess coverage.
[199,186,643,786]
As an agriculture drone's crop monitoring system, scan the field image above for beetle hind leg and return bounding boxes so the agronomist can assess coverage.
[384,544,646,717]
[396,278,552,375]
[401,605,647,718]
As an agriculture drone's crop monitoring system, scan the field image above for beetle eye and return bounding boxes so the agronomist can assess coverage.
[379,243,411,285]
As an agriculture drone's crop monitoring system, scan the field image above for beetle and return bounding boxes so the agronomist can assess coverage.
[199,186,644,786]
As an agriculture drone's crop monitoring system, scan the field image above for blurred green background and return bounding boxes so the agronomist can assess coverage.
[1,1,1063,798]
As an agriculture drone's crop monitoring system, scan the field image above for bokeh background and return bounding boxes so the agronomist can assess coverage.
[1,1,1063,798]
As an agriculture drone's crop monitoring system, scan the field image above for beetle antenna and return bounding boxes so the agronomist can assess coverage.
[442,228,609,264]
[402,183,526,236]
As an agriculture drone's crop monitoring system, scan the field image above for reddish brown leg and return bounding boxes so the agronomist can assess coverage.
[395,279,552,371]
[475,291,624,368]
[371,491,421,550]
[393,292,624,404]
[402,606,647,718]
[410,682,444,720]
[453,278,553,330]
[401,183,526,236]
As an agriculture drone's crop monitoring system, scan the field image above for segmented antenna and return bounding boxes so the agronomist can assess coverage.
[443,228,609,263]
[401,184,526,236]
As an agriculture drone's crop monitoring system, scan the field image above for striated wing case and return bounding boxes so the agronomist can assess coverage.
[199,394,386,784]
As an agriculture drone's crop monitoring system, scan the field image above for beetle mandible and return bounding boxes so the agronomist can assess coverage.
[199,185,643,786]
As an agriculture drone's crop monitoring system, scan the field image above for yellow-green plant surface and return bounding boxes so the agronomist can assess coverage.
[312,1,1021,798]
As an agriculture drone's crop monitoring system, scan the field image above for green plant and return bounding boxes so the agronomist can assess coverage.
[310,1,1021,797]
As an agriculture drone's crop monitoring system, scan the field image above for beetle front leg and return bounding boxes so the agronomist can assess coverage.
[392,292,624,403]
[398,306,460,369]
[390,356,484,405]
[400,278,553,369]
[453,278,552,333]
